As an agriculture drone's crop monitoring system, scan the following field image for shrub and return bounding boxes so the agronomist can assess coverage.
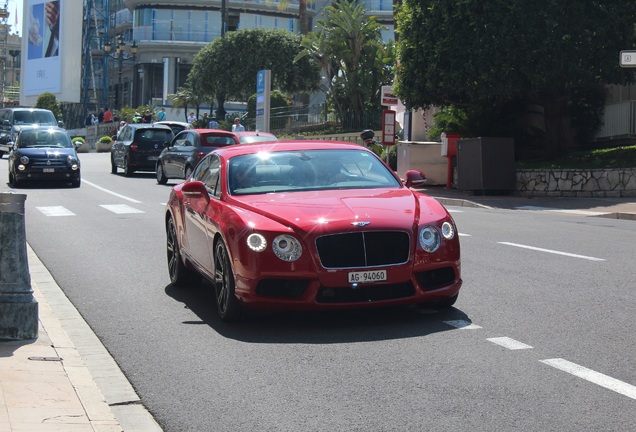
[99,136,113,144]
[72,137,85,144]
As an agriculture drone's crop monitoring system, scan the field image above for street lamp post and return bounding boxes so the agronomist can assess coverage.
[104,35,137,110]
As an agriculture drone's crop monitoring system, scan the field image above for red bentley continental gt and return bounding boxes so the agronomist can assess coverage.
[165,141,462,321]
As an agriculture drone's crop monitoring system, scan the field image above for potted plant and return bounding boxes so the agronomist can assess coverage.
[96,135,113,153]
[73,137,89,153]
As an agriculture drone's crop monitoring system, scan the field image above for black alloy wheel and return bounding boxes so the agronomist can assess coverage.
[167,217,198,286]
[214,240,242,322]
[8,170,19,187]
[184,165,193,180]
[111,156,117,174]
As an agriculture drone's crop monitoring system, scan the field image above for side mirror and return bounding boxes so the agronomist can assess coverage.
[404,170,427,188]
[181,181,210,203]
[58,121,64,127]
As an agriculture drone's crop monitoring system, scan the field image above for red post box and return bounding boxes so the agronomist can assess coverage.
[441,132,461,188]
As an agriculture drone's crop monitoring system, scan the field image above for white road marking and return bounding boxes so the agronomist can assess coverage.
[448,209,463,213]
[516,206,607,216]
[487,337,533,350]
[100,204,145,214]
[498,242,605,261]
[443,320,482,330]
[36,206,75,217]
[82,180,142,203]
[541,358,636,400]
[458,233,471,237]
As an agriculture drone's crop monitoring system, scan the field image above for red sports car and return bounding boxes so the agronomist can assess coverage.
[165,141,462,321]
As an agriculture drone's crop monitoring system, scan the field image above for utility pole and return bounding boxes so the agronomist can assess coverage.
[0,2,9,108]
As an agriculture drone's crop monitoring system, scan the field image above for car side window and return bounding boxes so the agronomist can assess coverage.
[183,132,194,147]
[191,156,211,182]
[200,155,221,197]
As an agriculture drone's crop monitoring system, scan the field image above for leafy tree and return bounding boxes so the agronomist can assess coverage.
[296,0,395,127]
[188,28,321,117]
[35,92,63,122]
[394,0,636,159]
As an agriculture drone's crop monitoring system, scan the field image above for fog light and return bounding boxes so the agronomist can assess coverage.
[18,164,26,171]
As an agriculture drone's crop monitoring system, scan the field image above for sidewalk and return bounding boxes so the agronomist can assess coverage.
[421,185,636,221]
[1,189,634,432]
[0,246,162,432]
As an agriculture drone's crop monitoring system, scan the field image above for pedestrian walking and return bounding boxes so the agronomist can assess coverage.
[98,107,105,123]
[157,107,167,121]
[187,112,197,124]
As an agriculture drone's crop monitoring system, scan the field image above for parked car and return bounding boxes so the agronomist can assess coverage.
[165,141,461,322]
[0,107,63,157]
[156,129,238,184]
[7,126,81,188]
[155,120,192,136]
[110,123,173,176]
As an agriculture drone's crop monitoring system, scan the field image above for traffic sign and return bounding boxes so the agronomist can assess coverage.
[620,51,636,67]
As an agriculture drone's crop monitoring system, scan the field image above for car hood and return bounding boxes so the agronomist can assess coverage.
[15,148,76,158]
[235,188,448,234]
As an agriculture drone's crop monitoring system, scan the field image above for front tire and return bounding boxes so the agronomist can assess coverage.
[156,162,168,184]
[214,240,242,322]
[167,217,198,286]
[184,165,193,180]
[8,170,19,188]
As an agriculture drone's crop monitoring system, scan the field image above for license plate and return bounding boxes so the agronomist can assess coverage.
[348,270,387,284]
[43,168,55,173]
[148,156,158,161]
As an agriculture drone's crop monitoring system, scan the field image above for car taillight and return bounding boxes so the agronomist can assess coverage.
[197,152,205,161]
[130,142,138,151]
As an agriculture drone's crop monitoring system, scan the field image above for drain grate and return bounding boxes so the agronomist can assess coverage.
[28,356,63,362]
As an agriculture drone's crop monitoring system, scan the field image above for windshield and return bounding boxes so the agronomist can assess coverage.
[19,130,73,149]
[13,111,57,126]
[228,149,401,195]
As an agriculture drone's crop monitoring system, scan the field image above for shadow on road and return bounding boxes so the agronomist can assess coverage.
[165,279,472,345]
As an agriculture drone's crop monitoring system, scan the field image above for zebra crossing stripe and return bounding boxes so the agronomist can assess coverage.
[36,206,76,217]
[100,204,145,214]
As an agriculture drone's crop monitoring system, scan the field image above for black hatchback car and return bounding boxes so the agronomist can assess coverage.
[7,126,81,188]
[111,123,173,176]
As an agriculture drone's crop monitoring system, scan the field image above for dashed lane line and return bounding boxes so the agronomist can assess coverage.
[516,206,608,216]
[487,337,533,350]
[498,242,605,261]
[443,320,482,330]
[82,179,142,203]
[541,358,636,400]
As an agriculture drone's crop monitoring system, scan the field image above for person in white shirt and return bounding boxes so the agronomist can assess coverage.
[187,112,197,124]
[232,117,245,132]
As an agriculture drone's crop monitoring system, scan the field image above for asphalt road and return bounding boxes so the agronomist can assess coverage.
[2,152,636,432]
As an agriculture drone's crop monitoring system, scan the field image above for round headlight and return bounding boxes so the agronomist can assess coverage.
[272,234,302,262]
[20,155,29,164]
[441,221,455,240]
[419,226,441,253]
[247,233,267,252]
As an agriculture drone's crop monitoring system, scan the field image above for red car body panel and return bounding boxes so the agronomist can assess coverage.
[166,141,461,311]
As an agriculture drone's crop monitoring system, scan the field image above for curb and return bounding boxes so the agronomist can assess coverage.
[28,245,163,432]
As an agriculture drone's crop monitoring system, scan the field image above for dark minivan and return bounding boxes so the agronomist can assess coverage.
[110,123,173,176]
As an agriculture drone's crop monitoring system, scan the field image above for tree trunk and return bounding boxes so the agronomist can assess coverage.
[216,94,227,121]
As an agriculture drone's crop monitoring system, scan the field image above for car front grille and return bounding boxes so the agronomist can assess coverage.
[316,281,415,303]
[315,231,410,269]
[30,158,67,168]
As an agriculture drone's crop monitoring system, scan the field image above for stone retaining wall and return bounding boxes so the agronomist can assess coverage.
[516,168,636,197]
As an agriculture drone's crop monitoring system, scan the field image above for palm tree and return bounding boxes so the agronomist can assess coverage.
[170,86,205,121]
[277,0,313,35]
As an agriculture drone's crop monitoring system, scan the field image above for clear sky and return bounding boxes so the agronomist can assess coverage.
[6,0,23,36]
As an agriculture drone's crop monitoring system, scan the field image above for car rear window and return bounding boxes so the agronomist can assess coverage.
[136,129,172,144]
[204,135,235,147]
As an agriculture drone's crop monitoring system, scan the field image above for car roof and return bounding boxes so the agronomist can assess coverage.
[127,123,173,130]
[212,140,366,158]
[17,125,68,133]
[1,107,53,112]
